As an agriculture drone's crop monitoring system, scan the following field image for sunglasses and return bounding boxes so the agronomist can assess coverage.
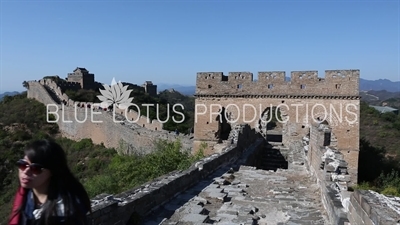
[16,159,45,175]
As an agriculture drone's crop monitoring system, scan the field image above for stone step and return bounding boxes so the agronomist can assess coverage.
[258,167,287,171]
[259,160,287,164]
[258,163,287,169]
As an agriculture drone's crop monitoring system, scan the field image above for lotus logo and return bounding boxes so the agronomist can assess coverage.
[97,78,133,109]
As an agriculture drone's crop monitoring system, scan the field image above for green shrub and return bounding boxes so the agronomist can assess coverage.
[84,175,119,198]
[71,138,94,150]
[81,139,205,197]
[378,170,400,188]
[88,158,103,171]
[381,112,397,122]
[381,186,400,196]
[353,182,375,191]
[378,131,387,138]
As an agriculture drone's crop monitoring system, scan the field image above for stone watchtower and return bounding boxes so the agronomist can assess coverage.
[194,70,360,184]
[66,67,95,89]
[143,81,157,97]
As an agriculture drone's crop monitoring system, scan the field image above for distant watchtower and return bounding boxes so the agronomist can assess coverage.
[66,67,95,89]
[143,81,157,97]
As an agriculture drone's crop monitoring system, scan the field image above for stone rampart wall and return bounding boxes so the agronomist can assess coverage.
[26,80,190,153]
[348,189,400,225]
[88,124,263,225]
[36,79,164,131]
[113,108,163,131]
[27,81,58,106]
[305,122,355,224]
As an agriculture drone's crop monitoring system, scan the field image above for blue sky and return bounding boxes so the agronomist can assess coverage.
[0,0,399,93]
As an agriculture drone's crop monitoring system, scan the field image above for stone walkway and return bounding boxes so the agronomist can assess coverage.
[141,162,329,225]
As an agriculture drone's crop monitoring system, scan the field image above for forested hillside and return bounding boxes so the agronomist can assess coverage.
[0,93,203,224]
[359,101,400,156]
[357,101,400,195]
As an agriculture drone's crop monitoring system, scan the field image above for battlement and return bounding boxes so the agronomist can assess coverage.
[196,70,359,96]
[58,81,81,87]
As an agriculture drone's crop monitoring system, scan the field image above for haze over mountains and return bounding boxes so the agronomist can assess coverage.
[0,91,19,100]
[359,78,400,93]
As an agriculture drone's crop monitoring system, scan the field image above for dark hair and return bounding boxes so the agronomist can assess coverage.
[24,139,91,224]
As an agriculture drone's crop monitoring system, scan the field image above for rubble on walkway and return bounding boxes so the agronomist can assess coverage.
[142,163,329,225]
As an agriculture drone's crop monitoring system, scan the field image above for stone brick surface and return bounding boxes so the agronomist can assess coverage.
[142,164,329,224]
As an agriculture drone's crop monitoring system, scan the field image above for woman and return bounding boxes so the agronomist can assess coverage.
[9,139,91,225]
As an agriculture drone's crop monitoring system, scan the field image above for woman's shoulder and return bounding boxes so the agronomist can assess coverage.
[48,196,90,224]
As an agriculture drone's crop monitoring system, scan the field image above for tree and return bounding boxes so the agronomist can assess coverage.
[358,137,386,184]
[22,81,29,90]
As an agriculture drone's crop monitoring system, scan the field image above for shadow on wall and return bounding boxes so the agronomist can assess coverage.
[258,106,283,139]
[244,142,288,172]
[215,107,232,142]
[267,133,282,142]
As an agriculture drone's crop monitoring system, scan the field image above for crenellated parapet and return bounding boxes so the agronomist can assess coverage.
[196,70,359,96]
[56,80,81,91]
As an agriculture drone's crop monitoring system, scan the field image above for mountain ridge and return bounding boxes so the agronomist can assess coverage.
[0,91,20,101]
[359,78,400,92]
